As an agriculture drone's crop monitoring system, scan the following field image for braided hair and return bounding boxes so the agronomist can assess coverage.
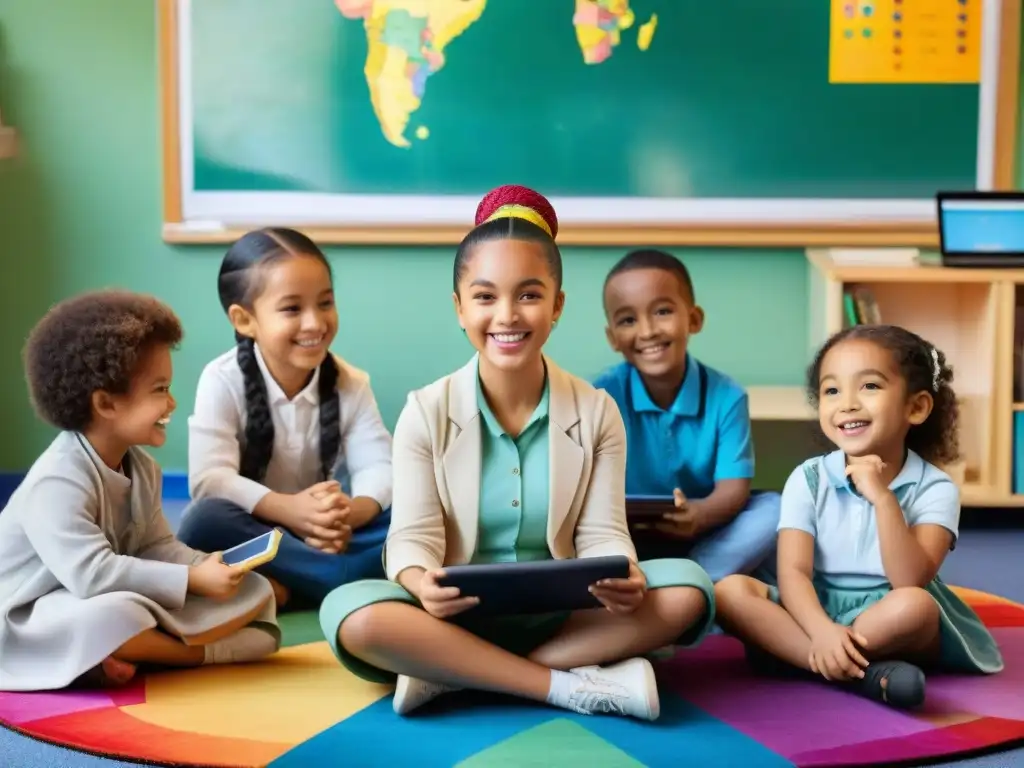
[453,184,562,293]
[217,228,341,483]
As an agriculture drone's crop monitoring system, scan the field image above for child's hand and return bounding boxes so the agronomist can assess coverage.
[305,482,353,554]
[590,560,647,614]
[655,488,703,539]
[286,481,351,552]
[845,456,891,505]
[808,623,870,681]
[416,569,480,619]
[188,553,245,601]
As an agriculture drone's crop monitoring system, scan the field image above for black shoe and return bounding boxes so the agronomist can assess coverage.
[844,660,926,710]
[743,644,815,680]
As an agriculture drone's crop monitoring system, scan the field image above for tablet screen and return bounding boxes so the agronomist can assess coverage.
[222,532,275,566]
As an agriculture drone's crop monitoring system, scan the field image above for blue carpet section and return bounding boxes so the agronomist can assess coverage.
[269,691,794,768]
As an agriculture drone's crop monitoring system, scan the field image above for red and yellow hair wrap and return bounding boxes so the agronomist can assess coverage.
[474,185,559,239]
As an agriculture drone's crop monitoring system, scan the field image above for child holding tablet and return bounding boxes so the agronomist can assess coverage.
[0,291,278,692]
[178,228,394,608]
[319,186,715,721]
[594,249,780,583]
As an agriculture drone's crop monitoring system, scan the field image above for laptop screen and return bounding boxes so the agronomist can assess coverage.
[938,196,1024,255]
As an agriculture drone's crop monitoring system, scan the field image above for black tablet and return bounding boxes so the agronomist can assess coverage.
[626,494,675,520]
[436,555,631,617]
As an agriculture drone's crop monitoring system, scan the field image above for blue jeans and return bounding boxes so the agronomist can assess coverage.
[631,490,781,583]
[176,498,390,606]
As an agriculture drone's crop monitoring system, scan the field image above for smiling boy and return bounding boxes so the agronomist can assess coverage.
[593,249,781,583]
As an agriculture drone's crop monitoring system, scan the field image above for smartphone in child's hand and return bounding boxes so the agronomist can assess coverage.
[220,529,283,572]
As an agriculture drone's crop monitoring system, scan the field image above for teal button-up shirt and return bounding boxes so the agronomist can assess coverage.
[472,371,552,564]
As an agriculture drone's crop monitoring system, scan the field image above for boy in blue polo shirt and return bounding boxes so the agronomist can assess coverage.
[594,249,781,583]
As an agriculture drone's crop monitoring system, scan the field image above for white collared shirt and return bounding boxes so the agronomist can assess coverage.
[188,344,393,513]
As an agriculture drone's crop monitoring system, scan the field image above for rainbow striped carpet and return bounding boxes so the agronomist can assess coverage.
[1,586,1021,767]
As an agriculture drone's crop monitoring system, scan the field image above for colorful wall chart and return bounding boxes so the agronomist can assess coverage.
[830,0,981,84]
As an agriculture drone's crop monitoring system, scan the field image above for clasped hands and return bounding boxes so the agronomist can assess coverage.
[414,560,648,620]
[289,480,353,554]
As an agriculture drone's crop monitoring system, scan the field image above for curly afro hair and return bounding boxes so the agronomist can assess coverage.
[23,289,183,431]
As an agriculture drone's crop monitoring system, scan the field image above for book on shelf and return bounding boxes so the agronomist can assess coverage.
[843,286,882,327]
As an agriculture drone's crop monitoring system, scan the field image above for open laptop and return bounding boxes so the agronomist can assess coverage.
[937,191,1024,267]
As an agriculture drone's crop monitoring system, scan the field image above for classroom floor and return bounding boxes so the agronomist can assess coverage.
[2,500,1022,768]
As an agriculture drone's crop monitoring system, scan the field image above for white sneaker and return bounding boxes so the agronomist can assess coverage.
[566,658,660,721]
[392,675,461,715]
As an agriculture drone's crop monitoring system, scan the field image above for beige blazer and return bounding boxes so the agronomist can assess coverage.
[384,356,637,581]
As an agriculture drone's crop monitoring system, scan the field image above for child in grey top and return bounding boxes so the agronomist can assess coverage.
[0,290,279,692]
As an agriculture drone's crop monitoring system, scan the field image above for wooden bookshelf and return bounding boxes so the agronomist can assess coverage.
[807,249,1024,508]
[747,386,815,421]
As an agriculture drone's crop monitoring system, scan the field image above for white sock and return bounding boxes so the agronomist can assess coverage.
[545,669,579,710]
[203,627,277,665]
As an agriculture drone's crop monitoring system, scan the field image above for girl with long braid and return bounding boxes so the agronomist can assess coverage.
[178,229,393,608]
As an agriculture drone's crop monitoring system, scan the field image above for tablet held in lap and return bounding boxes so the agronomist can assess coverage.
[436,556,631,616]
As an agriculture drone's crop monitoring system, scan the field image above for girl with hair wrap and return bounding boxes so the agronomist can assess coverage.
[178,228,393,608]
[319,185,715,721]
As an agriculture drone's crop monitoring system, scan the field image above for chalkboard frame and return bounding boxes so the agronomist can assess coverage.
[158,0,1021,247]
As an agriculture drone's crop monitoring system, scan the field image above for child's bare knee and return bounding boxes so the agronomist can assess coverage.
[886,586,939,625]
[651,585,707,628]
[715,574,765,602]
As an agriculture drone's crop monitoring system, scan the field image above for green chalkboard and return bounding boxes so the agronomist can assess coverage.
[173,0,985,232]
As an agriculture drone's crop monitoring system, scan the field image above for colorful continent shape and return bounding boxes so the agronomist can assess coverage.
[572,0,636,65]
[337,0,486,148]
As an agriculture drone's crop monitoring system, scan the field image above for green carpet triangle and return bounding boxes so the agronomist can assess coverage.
[456,719,646,767]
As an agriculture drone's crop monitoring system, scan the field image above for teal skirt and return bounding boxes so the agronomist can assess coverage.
[320,557,715,683]
[768,575,1003,674]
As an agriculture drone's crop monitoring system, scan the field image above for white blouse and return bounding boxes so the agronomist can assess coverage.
[188,344,393,513]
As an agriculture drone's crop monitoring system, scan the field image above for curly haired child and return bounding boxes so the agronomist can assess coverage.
[0,290,279,692]
[714,324,1002,710]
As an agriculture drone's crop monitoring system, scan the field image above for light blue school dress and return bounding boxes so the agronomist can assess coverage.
[319,375,715,683]
[770,451,1002,675]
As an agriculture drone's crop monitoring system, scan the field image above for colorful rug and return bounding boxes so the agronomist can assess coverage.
[0,586,1021,767]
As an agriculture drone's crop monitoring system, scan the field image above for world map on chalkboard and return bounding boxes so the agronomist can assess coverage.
[335,0,659,149]
[183,0,981,214]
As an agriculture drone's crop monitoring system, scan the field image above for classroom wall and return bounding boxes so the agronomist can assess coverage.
[0,0,949,484]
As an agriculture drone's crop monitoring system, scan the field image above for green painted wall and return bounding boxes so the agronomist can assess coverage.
[1,0,828,482]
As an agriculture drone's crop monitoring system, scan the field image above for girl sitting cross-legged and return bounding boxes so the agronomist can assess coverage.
[319,184,716,721]
[714,325,1003,710]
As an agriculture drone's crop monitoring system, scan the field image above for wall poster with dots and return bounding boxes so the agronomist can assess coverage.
[830,0,981,83]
